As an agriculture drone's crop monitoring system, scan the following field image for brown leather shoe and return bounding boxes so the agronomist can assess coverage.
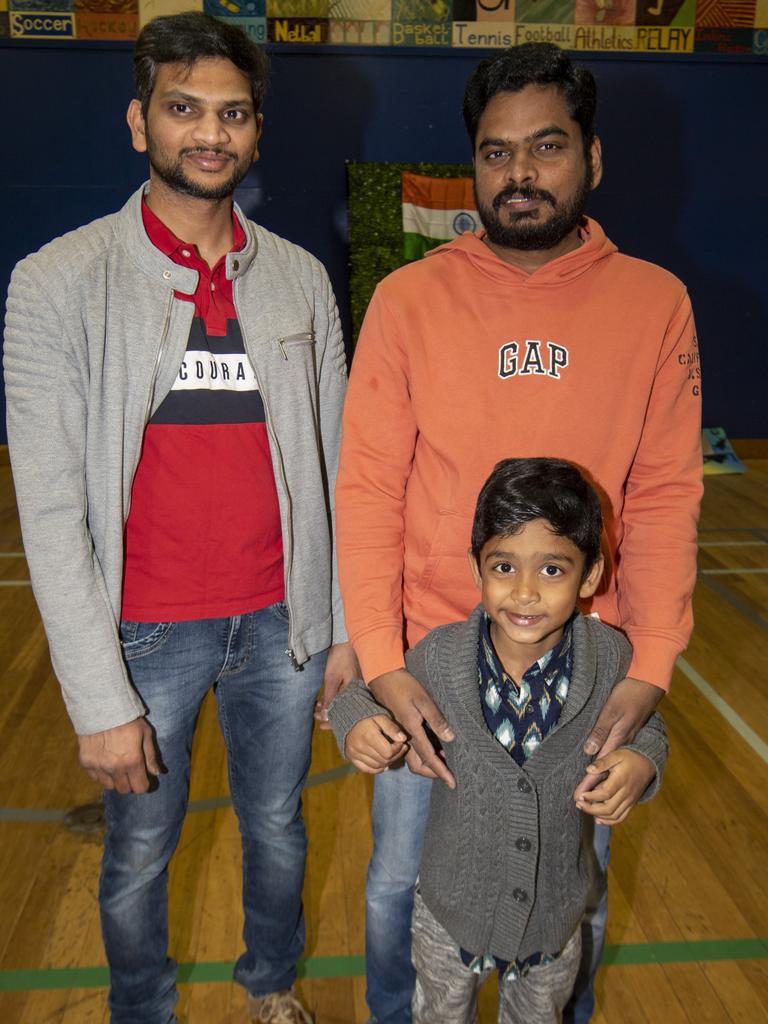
[247,988,314,1024]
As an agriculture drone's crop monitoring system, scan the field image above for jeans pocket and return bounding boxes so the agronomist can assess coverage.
[270,600,290,623]
[119,621,175,661]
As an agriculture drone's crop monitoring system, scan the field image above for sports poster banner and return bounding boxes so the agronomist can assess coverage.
[3,0,767,52]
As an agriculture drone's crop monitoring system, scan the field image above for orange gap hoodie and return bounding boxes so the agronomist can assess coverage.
[336,220,702,690]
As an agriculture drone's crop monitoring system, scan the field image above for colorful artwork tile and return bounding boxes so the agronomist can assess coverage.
[75,0,136,11]
[328,0,389,16]
[636,0,693,26]
[575,0,635,24]
[696,0,755,24]
[515,0,575,23]
[225,13,266,35]
[205,0,265,16]
[328,16,392,39]
[267,0,327,15]
[268,13,328,36]
[76,12,137,34]
[391,0,449,21]
[452,18,517,42]
[391,0,450,43]
[572,21,635,42]
[9,0,72,10]
[9,10,75,33]
[0,0,764,58]
[451,0,516,22]
[391,17,451,36]
[73,0,136,33]
[139,0,201,27]
[634,21,693,41]
[695,20,754,39]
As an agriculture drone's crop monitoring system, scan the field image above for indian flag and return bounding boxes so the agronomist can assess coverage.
[402,172,477,261]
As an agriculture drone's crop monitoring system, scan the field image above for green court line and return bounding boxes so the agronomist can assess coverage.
[2,941,767,992]
[601,937,768,966]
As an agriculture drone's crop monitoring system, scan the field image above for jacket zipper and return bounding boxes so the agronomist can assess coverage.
[141,292,175,430]
[277,332,314,361]
[126,291,175,524]
[235,284,302,670]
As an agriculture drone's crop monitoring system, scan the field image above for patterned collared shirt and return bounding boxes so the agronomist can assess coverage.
[478,611,573,766]
[459,612,574,982]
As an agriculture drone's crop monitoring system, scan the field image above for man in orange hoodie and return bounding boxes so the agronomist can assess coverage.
[333,43,701,1024]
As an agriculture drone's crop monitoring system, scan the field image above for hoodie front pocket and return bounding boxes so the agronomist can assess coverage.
[409,509,473,601]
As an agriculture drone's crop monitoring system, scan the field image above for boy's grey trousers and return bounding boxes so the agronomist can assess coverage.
[411,891,581,1024]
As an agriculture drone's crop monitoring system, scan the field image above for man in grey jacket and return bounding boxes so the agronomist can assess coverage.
[3,12,355,1024]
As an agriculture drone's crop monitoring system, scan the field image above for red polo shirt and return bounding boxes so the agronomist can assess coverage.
[121,201,285,622]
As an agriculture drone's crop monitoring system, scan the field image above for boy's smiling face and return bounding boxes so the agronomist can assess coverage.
[469,517,603,678]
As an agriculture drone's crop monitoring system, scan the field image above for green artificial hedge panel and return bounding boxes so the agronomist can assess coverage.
[347,161,472,345]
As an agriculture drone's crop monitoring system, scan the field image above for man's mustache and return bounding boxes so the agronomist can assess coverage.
[492,186,556,211]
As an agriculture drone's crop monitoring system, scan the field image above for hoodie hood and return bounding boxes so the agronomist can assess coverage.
[426,217,618,287]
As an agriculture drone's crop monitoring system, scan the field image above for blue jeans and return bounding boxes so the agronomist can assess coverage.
[563,821,611,1024]
[99,605,326,1024]
[365,769,610,1024]
[366,765,432,1024]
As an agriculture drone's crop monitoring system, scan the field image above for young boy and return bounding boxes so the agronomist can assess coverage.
[329,458,667,1024]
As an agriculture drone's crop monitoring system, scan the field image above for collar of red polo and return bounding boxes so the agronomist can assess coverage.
[141,197,246,263]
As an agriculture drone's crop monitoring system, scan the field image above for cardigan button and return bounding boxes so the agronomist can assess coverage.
[232,259,240,271]
[162,270,172,281]
[517,778,532,794]
[512,888,528,903]
[515,836,531,852]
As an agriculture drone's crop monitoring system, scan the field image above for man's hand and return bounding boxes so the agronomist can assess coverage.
[574,677,664,801]
[314,641,361,730]
[576,748,656,826]
[369,669,456,789]
[78,718,160,795]
[345,715,409,774]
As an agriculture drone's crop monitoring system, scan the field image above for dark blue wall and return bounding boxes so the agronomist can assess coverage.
[1,43,766,441]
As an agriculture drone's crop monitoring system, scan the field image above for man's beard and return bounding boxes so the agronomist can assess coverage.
[146,131,252,201]
[475,168,592,252]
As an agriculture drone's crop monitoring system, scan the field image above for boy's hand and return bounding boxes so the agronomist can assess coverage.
[369,669,456,789]
[574,677,663,801]
[575,748,656,826]
[346,715,409,774]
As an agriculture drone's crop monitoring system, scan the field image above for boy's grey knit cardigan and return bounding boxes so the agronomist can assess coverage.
[330,607,667,963]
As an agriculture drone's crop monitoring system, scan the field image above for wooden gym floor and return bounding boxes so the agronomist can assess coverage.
[0,449,766,1023]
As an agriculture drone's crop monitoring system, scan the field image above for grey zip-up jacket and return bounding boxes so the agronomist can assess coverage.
[4,184,348,735]
[330,608,667,962]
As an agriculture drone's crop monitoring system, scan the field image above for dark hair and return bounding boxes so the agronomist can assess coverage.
[463,43,597,157]
[133,12,269,118]
[471,457,602,573]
